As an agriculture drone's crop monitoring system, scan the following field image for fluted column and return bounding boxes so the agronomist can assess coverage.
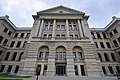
[77,19,83,37]
[66,19,69,39]
[38,19,44,37]
[52,19,56,40]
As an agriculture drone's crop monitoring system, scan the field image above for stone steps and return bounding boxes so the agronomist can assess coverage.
[23,76,117,80]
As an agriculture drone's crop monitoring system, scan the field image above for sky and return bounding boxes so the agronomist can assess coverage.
[0,0,120,28]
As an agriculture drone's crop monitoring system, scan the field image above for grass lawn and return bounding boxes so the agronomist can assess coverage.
[0,74,31,80]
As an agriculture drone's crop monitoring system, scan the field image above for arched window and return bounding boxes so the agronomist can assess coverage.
[18,52,23,61]
[104,53,110,61]
[98,53,102,62]
[72,46,83,61]
[111,53,116,61]
[55,46,66,61]
[11,52,17,61]
[38,46,49,60]
[5,52,10,60]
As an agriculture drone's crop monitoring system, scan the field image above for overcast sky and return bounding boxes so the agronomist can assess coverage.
[0,0,120,28]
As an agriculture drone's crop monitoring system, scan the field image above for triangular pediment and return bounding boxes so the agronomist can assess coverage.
[37,5,85,14]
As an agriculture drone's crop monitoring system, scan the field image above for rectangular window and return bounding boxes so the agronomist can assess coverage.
[75,35,78,39]
[91,32,95,39]
[109,32,113,37]
[10,41,15,48]
[74,65,79,76]
[106,42,111,48]
[94,42,98,48]
[61,25,65,30]
[70,35,73,39]
[61,34,65,39]
[3,39,8,46]
[96,32,101,39]
[16,41,21,48]
[117,37,120,43]
[116,66,120,73]
[0,36,3,43]
[100,42,105,48]
[73,25,77,30]
[102,66,107,75]
[7,65,12,73]
[80,65,85,76]
[0,65,5,72]
[102,32,107,39]
[20,33,24,38]
[3,28,8,33]
[113,40,118,47]
[113,28,118,34]
[49,25,53,30]
[57,25,60,30]
[44,25,49,30]
[5,52,10,60]
[43,34,47,38]
[108,66,114,74]
[22,41,27,48]
[26,33,30,38]
[8,31,12,36]
[39,52,43,59]
[14,33,19,37]
[56,34,60,39]
[14,66,19,73]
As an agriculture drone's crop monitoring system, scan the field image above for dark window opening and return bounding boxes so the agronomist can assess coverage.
[98,53,103,62]
[43,65,47,76]
[14,33,19,37]
[26,33,30,38]
[45,52,49,60]
[14,66,19,73]
[96,32,101,39]
[18,52,23,61]
[94,42,98,48]
[108,66,114,74]
[0,50,3,56]
[36,65,41,75]
[16,41,21,48]
[5,52,10,60]
[109,32,113,37]
[22,41,27,48]
[11,52,17,61]
[117,37,120,43]
[113,29,118,34]
[7,65,12,73]
[104,53,110,61]
[3,39,8,46]
[20,33,24,38]
[0,65,5,72]
[116,66,120,73]
[106,42,111,48]
[111,53,116,61]
[0,36,3,43]
[91,32,95,39]
[80,65,86,76]
[3,28,8,33]
[102,32,107,39]
[100,42,105,48]
[8,31,12,36]
[113,40,118,47]
[74,65,79,76]
[10,41,15,48]
[102,66,107,75]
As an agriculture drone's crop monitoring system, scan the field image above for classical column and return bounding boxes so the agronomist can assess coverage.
[78,65,82,76]
[36,19,41,36]
[80,19,85,37]
[66,19,69,39]
[52,19,56,40]
[77,19,83,37]
[38,19,44,37]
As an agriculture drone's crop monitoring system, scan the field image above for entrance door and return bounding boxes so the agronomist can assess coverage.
[56,64,66,76]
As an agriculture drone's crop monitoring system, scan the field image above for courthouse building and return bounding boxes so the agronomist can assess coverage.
[0,6,120,80]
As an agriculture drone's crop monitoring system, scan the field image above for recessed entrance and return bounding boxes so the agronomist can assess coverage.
[56,63,66,76]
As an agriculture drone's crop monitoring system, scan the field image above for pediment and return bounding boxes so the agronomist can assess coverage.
[37,5,85,15]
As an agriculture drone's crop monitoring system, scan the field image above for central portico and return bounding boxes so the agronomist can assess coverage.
[21,6,100,77]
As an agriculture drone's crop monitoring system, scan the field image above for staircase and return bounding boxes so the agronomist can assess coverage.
[23,76,117,80]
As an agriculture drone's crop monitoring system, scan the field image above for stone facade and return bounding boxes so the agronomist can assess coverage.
[0,6,120,80]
